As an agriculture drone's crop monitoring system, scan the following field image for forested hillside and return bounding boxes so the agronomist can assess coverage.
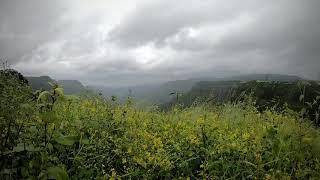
[27,76,55,91]
[27,76,87,95]
[57,80,86,95]
[164,80,320,125]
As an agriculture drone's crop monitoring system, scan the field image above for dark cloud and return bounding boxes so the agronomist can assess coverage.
[1,0,319,85]
[109,0,267,47]
[0,0,68,63]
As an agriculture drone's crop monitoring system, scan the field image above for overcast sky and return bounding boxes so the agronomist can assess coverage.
[1,0,320,86]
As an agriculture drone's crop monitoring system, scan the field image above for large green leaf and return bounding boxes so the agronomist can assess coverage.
[12,143,39,153]
[54,88,64,96]
[37,91,51,103]
[299,94,304,102]
[40,111,57,123]
[47,166,68,180]
[306,102,312,108]
[20,103,33,110]
[55,135,78,146]
[12,143,25,152]
[80,137,90,145]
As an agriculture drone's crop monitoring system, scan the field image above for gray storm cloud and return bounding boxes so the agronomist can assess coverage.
[0,0,319,86]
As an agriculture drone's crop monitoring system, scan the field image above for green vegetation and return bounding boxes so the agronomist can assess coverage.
[162,81,241,110]
[235,81,320,124]
[27,76,56,91]
[1,70,320,179]
[57,80,86,95]
[165,80,320,126]
[27,76,87,95]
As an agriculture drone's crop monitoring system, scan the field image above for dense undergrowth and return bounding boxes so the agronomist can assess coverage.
[1,70,320,179]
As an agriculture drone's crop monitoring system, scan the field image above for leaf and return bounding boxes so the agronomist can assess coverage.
[80,137,89,145]
[313,100,317,105]
[37,91,51,103]
[20,103,32,110]
[0,169,15,175]
[111,96,117,101]
[302,137,313,144]
[47,166,68,180]
[47,143,54,152]
[28,126,37,133]
[40,111,57,123]
[35,90,42,94]
[12,143,39,152]
[13,143,25,152]
[316,96,320,101]
[306,102,312,108]
[26,145,40,152]
[54,88,64,96]
[300,108,307,116]
[299,94,304,102]
[55,135,78,146]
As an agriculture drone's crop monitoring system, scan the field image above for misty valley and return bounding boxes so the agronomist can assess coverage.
[2,0,320,179]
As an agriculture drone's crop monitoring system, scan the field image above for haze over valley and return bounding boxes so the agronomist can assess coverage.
[1,0,320,179]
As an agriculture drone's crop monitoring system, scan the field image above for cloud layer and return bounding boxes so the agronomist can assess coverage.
[1,0,320,86]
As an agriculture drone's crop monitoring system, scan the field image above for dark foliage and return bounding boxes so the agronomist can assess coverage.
[163,80,320,125]
[0,69,29,85]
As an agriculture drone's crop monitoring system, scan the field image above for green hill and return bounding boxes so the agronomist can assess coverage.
[163,80,320,125]
[162,81,241,110]
[27,76,86,95]
[57,80,86,95]
[26,76,55,90]
[224,74,302,82]
[127,74,303,105]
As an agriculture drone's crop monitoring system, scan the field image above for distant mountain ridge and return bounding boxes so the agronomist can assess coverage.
[90,74,303,104]
[162,79,320,116]
[26,76,86,95]
[224,74,302,82]
[57,80,86,95]
[27,76,55,90]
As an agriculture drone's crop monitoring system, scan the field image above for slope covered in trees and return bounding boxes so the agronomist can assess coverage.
[27,76,55,91]
[164,80,320,125]
[26,76,87,95]
[57,80,86,95]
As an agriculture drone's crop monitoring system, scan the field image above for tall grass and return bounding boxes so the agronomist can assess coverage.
[4,96,319,179]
